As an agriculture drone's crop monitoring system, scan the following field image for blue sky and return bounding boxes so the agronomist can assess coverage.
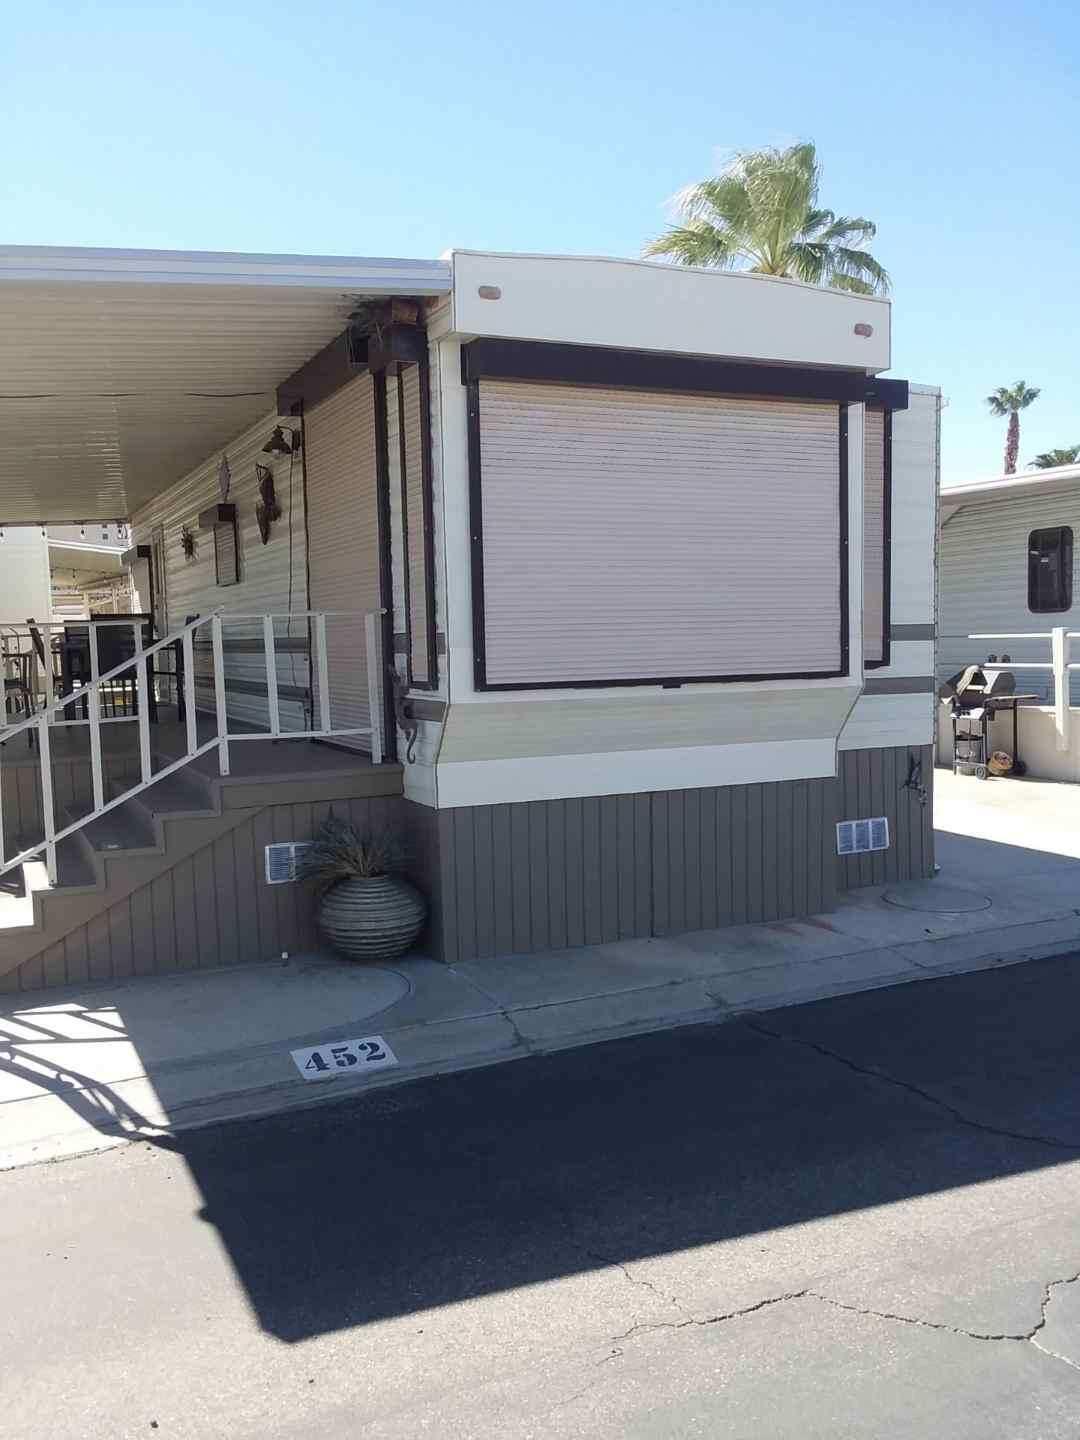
[4,0,1078,484]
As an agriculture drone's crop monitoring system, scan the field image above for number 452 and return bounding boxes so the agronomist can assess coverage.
[304,1039,389,1073]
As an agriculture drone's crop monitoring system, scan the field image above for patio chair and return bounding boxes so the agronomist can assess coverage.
[2,651,36,749]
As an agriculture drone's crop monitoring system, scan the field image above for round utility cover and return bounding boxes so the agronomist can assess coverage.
[883,882,992,914]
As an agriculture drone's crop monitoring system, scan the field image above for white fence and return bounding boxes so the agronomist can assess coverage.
[0,609,383,884]
[968,626,1080,754]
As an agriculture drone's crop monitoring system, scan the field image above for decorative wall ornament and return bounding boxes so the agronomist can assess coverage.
[255,462,282,545]
[180,524,197,560]
[218,453,232,502]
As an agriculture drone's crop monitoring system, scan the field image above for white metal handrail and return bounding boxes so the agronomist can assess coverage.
[967,627,1080,754]
[0,609,384,884]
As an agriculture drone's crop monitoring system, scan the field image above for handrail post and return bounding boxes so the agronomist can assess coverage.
[1052,626,1071,753]
[39,715,56,885]
[182,627,197,756]
[212,614,230,775]
[365,612,383,765]
[88,621,105,811]
[263,615,280,737]
[314,613,331,734]
[133,619,152,784]
[41,621,54,718]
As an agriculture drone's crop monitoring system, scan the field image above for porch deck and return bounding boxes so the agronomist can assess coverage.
[0,704,399,787]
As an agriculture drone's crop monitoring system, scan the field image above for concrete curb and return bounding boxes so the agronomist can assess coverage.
[6,917,1077,1174]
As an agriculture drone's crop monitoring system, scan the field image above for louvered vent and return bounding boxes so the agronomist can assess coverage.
[836,817,890,856]
[264,841,313,885]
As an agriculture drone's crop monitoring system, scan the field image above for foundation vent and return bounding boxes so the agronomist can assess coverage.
[836,817,890,856]
[265,841,313,885]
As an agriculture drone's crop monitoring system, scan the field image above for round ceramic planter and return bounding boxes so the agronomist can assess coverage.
[317,874,426,963]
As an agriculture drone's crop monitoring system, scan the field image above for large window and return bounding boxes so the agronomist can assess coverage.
[471,380,845,689]
[1028,527,1073,613]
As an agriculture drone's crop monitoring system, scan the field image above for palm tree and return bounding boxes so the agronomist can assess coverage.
[986,382,1040,474]
[1030,446,1080,469]
[643,142,889,295]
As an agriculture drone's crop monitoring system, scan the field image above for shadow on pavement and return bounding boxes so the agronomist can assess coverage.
[170,951,1080,1342]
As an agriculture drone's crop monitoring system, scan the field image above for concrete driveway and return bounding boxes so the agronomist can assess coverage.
[2,951,1080,1437]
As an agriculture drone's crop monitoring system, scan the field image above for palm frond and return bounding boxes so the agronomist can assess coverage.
[642,141,888,293]
[825,245,891,293]
[1030,446,1080,469]
[986,382,1041,415]
[643,220,742,267]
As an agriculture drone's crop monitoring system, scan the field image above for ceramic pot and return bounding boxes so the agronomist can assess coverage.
[317,874,426,962]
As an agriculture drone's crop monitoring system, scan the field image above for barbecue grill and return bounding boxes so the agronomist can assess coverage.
[940,664,1037,779]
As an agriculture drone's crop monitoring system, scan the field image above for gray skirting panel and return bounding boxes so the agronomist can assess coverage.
[407,744,935,964]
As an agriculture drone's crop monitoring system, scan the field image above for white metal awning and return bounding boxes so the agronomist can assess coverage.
[0,245,452,523]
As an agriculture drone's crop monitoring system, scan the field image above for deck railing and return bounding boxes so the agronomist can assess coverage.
[0,609,384,884]
[968,626,1080,753]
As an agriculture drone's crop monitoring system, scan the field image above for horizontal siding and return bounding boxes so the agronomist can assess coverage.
[940,486,1080,704]
[305,374,382,747]
[478,382,842,684]
[129,410,308,730]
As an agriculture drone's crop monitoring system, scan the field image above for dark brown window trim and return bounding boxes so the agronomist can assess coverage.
[463,337,909,410]
[467,380,850,692]
[393,358,439,692]
[864,406,893,671]
[372,371,400,761]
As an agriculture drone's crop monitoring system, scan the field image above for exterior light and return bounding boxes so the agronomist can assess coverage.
[262,426,292,458]
[853,322,873,338]
[477,285,502,300]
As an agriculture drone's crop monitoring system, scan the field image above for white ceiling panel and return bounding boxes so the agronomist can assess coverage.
[0,247,450,522]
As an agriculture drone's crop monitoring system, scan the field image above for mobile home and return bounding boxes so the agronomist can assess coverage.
[0,245,939,991]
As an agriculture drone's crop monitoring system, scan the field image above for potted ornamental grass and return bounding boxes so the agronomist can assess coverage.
[298,818,426,963]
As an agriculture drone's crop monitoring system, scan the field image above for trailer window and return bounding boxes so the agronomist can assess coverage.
[1028,528,1072,613]
[471,381,844,687]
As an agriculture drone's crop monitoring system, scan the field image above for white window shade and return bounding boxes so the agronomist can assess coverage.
[863,407,887,665]
[475,381,844,687]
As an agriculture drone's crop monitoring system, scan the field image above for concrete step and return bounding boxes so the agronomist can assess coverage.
[119,771,218,826]
[13,832,98,891]
[66,800,157,856]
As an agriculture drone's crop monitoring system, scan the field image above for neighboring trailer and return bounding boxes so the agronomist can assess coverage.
[940,465,1080,704]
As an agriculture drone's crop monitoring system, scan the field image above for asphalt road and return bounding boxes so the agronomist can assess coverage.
[4,955,1080,1438]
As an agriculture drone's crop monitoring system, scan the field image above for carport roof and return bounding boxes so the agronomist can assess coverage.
[0,245,451,523]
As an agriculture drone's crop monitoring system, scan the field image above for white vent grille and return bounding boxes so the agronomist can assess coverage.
[836,817,890,856]
[264,841,313,885]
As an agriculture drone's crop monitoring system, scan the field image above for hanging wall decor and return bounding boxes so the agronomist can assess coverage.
[180,524,197,560]
[218,453,232,503]
[255,462,282,545]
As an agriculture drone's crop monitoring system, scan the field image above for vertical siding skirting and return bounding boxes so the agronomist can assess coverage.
[409,744,935,964]
[1,795,406,994]
[2,746,934,991]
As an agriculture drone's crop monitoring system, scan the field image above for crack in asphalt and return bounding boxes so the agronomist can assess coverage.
[573,1242,688,1317]
[610,1289,811,1343]
[806,1273,1080,1357]
[600,1276,1080,1376]
[743,1018,1080,1152]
